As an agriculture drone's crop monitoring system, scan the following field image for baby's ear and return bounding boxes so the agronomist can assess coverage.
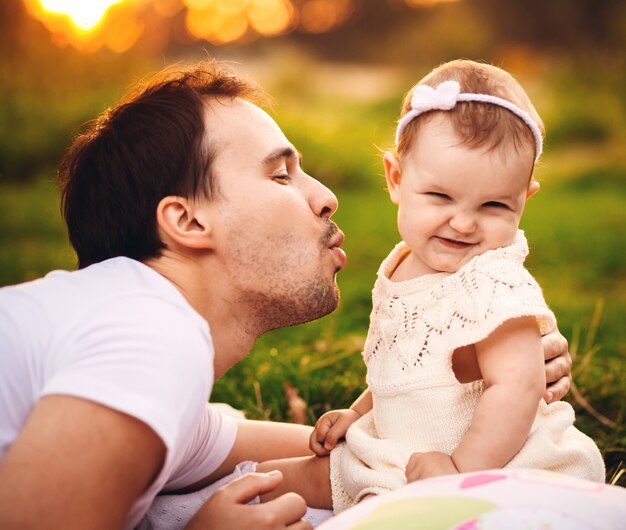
[383,152,402,205]
[526,178,540,199]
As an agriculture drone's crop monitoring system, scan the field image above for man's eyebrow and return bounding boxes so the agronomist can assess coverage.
[262,146,302,166]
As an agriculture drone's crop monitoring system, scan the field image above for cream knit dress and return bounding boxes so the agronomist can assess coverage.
[330,231,605,512]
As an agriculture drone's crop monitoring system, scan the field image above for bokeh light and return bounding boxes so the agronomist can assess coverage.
[35,0,123,31]
[246,0,296,37]
[404,0,458,6]
[300,0,354,34]
[23,0,144,51]
[22,0,458,52]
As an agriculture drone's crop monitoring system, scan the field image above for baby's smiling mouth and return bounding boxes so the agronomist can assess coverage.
[435,236,476,250]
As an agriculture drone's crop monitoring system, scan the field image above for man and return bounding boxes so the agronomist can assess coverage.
[0,61,571,529]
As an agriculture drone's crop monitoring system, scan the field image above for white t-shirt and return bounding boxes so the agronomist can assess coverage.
[0,257,238,529]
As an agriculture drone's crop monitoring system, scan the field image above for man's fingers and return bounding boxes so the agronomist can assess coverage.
[542,329,569,361]
[218,471,283,505]
[188,473,301,530]
[260,492,309,528]
[288,521,314,530]
[545,354,571,385]
[541,327,572,400]
[545,375,571,403]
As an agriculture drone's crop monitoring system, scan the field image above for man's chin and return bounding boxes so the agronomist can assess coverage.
[317,285,340,318]
[297,288,340,325]
[266,284,340,331]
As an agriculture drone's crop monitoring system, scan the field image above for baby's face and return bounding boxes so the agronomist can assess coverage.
[387,115,535,275]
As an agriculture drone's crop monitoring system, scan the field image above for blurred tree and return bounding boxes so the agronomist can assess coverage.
[2,0,624,182]
[470,0,626,52]
[288,0,416,61]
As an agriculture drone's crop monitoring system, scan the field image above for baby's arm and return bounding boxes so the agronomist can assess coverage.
[452,316,545,470]
[256,392,374,511]
[406,316,545,481]
[309,389,373,456]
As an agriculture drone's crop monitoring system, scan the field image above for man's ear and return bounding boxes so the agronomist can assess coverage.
[156,196,215,250]
[383,152,402,205]
[526,178,540,200]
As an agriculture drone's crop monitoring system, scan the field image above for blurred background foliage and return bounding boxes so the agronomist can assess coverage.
[0,0,625,483]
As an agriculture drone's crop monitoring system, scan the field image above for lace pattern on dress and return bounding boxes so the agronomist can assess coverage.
[363,231,556,396]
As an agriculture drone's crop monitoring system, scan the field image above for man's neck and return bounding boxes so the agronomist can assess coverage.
[144,253,259,379]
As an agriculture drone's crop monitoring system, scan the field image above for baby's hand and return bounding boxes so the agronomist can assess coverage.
[309,409,361,456]
[405,451,459,483]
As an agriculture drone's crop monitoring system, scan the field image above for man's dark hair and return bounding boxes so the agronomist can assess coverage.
[58,60,267,268]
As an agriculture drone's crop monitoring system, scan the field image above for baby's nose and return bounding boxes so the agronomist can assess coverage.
[449,212,476,234]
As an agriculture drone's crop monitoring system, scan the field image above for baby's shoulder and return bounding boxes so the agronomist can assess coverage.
[444,237,555,337]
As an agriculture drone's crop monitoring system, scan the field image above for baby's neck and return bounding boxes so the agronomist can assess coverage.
[389,251,444,282]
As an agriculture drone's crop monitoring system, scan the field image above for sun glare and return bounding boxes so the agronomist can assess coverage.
[22,0,460,52]
[37,0,124,31]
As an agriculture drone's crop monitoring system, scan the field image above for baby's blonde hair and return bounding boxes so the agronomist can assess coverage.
[396,60,544,161]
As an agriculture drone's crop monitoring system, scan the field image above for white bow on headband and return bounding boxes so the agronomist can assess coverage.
[395,80,543,162]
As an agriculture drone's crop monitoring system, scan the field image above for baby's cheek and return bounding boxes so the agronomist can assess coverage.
[486,220,518,249]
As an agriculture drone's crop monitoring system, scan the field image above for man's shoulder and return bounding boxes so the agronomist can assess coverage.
[0,256,212,381]
[1,256,193,322]
[1,256,144,302]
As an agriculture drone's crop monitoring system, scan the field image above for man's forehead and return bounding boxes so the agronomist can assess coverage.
[204,97,276,134]
[205,97,286,144]
[202,96,295,164]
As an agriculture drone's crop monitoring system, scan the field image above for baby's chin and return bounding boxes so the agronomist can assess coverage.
[429,250,483,274]
[427,259,466,274]
[433,240,515,273]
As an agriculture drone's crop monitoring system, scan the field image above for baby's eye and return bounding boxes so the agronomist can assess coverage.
[483,201,509,209]
[273,173,290,183]
[425,192,451,200]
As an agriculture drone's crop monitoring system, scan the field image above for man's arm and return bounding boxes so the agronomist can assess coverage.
[177,419,315,493]
[0,395,165,530]
[0,397,311,530]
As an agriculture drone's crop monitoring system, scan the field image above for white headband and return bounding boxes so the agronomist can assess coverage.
[395,80,543,162]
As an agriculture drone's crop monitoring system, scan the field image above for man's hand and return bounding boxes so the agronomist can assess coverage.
[405,452,459,483]
[542,326,572,403]
[185,471,311,530]
[309,409,361,456]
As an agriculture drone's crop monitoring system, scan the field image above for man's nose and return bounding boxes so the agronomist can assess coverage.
[307,174,338,219]
[449,210,476,234]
